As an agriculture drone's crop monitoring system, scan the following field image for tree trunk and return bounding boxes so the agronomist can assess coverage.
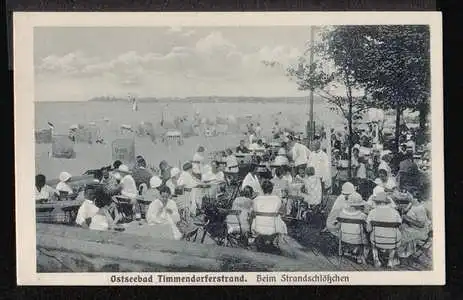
[347,96,353,180]
[395,103,402,154]
[418,101,429,145]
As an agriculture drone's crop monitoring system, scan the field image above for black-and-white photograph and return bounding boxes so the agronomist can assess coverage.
[14,12,444,285]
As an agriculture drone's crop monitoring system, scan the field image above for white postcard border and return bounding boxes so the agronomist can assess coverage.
[14,11,445,286]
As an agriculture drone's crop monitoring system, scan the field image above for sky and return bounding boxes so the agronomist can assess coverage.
[34,26,319,102]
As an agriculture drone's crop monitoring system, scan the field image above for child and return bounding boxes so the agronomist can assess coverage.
[226,186,254,235]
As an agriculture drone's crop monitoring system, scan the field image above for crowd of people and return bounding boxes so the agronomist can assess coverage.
[35,120,431,268]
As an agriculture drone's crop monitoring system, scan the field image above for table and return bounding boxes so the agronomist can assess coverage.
[36,199,84,224]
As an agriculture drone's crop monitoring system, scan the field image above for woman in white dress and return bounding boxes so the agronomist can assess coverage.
[145,185,182,240]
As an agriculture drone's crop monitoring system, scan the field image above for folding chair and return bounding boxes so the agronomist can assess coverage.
[337,217,367,264]
[370,221,402,267]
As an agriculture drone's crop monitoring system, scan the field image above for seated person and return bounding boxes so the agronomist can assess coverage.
[326,182,359,237]
[75,185,100,228]
[201,160,225,183]
[301,167,323,206]
[236,140,250,154]
[375,167,397,189]
[143,176,162,202]
[145,186,182,240]
[336,193,369,264]
[251,180,288,236]
[116,164,141,220]
[224,149,239,174]
[132,157,153,191]
[366,185,397,212]
[241,164,263,196]
[281,165,293,184]
[56,171,77,199]
[226,186,254,234]
[35,174,57,202]
[165,168,181,195]
[89,187,118,231]
[398,192,431,259]
[366,191,402,268]
[271,168,289,199]
[293,165,306,183]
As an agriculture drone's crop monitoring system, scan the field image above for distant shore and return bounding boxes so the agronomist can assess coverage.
[76,96,324,104]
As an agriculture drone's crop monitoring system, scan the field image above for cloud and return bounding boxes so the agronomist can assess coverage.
[35,31,304,95]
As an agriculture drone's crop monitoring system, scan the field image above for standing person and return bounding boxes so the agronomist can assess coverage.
[366,192,402,268]
[307,140,332,193]
[192,146,206,180]
[177,162,201,216]
[132,156,153,192]
[288,135,309,175]
[397,149,420,192]
[35,174,57,202]
[255,122,262,138]
[145,186,182,240]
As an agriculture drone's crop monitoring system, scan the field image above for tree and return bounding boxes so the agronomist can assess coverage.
[346,25,431,151]
[286,26,374,179]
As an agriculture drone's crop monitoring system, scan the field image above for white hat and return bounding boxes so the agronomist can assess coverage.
[69,124,78,130]
[272,156,289,166]
[118,164,131,174]
[277,148,287,155]
[149,176,162,188]
[170,167,181,178]
[353,144,361,150]
[341,182,355,195]
[373,185,385,197]
[112,172,122,180]
[348,193,366,207]
[59,171,72,182]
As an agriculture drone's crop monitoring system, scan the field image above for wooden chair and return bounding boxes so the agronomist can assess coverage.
[413,229,433,260]
[336,217,367,264]
[369,220,402,267]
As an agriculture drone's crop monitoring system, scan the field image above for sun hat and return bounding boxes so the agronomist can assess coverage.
[59,172,72,182]
[112,172,122,181]
[341,182,355,195]
[149,176,162,189]
[348,192,366,207]
[118,164,131,174]
[272,155,289,166]
[372,191,389,203]
[170,167,181,178]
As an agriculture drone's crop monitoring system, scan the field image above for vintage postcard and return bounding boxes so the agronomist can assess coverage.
[14,12,444,285]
